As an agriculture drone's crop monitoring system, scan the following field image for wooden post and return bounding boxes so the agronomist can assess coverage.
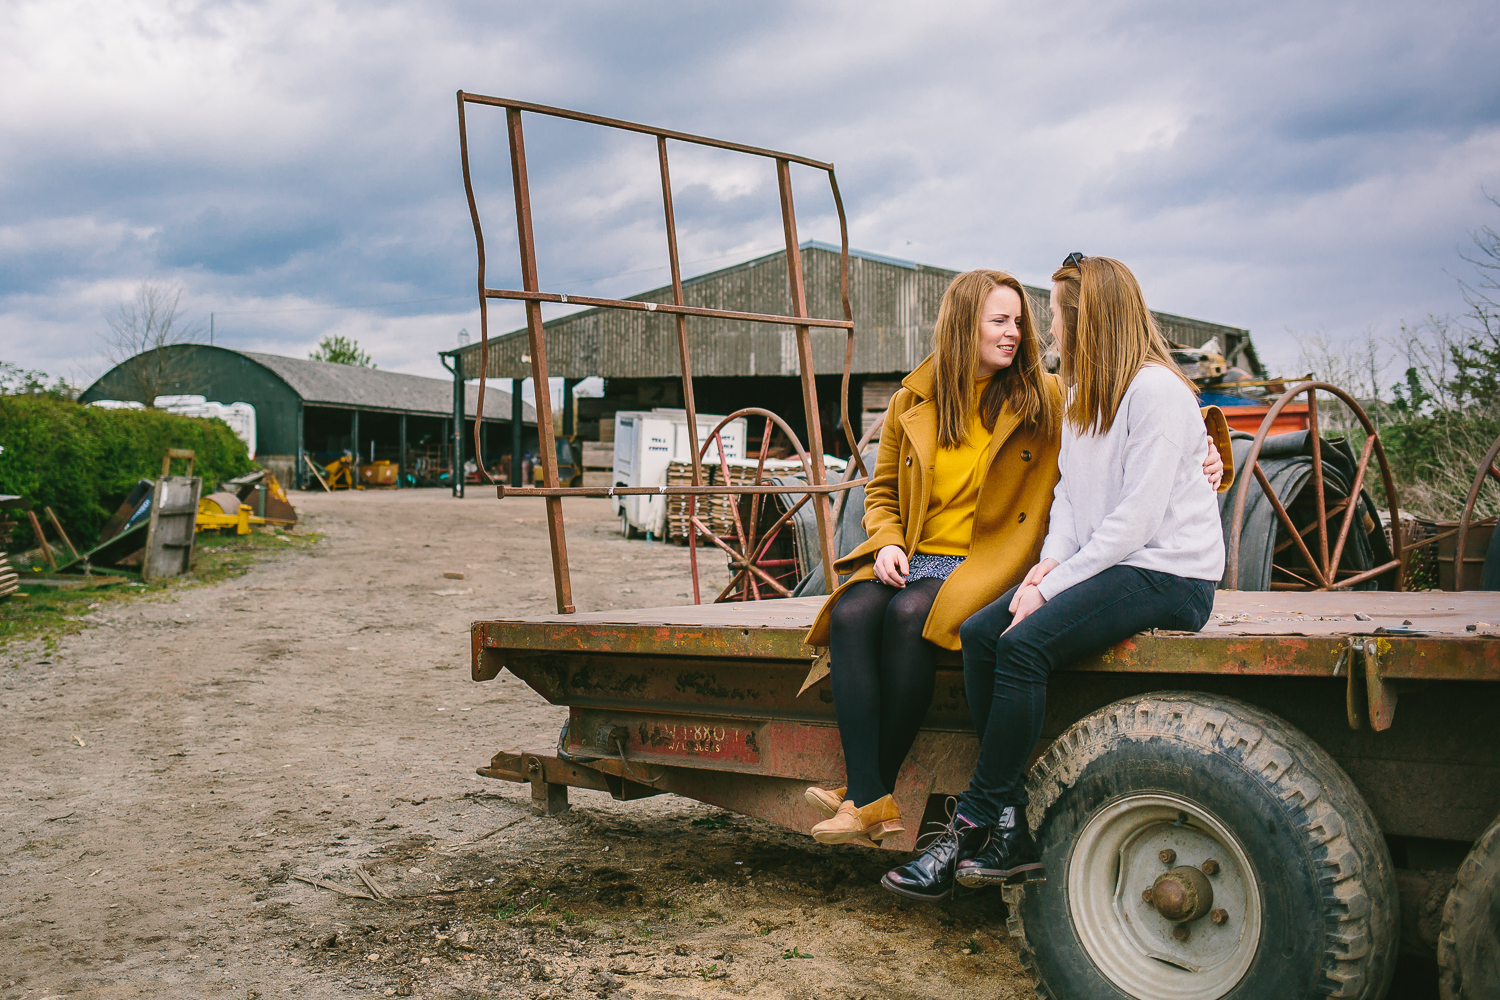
[44,508,79,562]
[26,510,57,571]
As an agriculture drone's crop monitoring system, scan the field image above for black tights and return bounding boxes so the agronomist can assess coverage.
[828,578,943,807]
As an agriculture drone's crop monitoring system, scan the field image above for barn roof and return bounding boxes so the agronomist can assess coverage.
[81,345,535,423]
[450,242,1259,381]
[236,350,534,420]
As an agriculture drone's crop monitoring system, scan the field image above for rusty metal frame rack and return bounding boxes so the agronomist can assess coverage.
[456,93,868,613]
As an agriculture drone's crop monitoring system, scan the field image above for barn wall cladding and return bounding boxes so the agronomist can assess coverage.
[453,243,1257,381]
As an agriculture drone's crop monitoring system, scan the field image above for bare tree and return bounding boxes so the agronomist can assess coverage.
[1290,327,1393,434]
[98,281,204,405]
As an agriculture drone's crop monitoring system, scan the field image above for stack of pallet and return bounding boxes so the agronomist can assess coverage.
[581,442,614,487]
[861,381,900,442]
[664,462,739,541]
[0,507,18,600]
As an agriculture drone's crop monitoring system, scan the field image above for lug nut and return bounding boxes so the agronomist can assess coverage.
[1201,859,1220,876]
[1142,888,1154,903]
[1159,849,1177,865]
[1210,908,1228,925]
[1172,925,1190,941]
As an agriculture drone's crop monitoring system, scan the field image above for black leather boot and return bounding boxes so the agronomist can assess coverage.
[955,804,1044,888]
[880,808,989,903]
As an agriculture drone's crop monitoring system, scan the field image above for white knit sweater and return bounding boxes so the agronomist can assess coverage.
[1037,364,1226,601]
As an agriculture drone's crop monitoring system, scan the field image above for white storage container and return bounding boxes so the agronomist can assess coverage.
[612,409,746,537]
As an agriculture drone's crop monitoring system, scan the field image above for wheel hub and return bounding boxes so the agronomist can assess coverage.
[1067,792,1262,1000]
[1148,865,1214,922]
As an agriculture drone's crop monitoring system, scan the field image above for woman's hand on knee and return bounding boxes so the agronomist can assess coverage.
[1005,584,1046,633]
[1203,430,1224,490]
[1018,558,1058,592]
[874,545,909,587]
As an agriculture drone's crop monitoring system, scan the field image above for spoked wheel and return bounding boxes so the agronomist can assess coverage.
[1452,430,1500,592]
[683,408,826,603]
[1226,380,1404,591]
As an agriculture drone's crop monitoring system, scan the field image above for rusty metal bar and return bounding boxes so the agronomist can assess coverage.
[1325,556,1404,591]
[1254,464,1328,587]
[827,171,867,480]
[459,93,835,170]
[499,481,862,499]
[1273,497,1352,556]
[482,288,852,329]
[1327,432,1376,579]
[1307,388,1331,578]
[776,159,836,593]
[506,108,574,613]
[657,136,703,494]
[455,92,493,484]
[1455,431,1500,592]
[690,515,794,596]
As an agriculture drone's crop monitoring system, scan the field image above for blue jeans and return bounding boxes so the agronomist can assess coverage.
[955,565,1215,825]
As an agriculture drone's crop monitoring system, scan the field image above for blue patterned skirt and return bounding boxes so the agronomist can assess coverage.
[906,554,965,582]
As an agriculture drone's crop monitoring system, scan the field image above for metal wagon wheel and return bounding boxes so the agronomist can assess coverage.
[1226,380,1404,591]
[1452,430,1500,592]
[686,407,880,604]
[685,407,819,604]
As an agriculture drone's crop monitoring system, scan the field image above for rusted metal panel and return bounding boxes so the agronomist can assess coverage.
[473,593,1500,682]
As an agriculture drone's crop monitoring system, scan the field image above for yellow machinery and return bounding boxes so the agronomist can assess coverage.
[303,453,359,491]
[196,493,264,534]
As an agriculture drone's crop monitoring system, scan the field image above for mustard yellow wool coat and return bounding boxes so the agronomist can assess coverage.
[805,356,1065,651]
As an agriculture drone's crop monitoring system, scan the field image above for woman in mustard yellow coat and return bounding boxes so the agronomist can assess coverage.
[802,269,1063,844]
[803,268,1224,848]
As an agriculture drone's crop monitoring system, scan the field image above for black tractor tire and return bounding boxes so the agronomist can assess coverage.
[1438,812,1500,999]
[1003,691,1398,1000]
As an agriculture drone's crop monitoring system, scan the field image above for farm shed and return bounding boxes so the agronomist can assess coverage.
[445,242,1261,465]
[81,345,536,489]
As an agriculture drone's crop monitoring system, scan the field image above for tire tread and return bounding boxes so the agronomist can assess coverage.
[1437,811,1500,1000]
[1006,692,1396,1000]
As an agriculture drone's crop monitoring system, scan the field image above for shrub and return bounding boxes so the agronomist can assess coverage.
[0,396,254,550]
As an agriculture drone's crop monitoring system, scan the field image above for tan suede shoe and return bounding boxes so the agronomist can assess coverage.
[803,785,846,818]
[810,794,905,845]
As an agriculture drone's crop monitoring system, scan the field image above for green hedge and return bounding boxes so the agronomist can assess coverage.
[0,396,255,550]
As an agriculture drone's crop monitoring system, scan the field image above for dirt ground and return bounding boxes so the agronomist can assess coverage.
[1,489,1035,1000]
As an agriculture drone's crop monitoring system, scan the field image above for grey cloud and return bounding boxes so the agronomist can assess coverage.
[1,0,1497,382]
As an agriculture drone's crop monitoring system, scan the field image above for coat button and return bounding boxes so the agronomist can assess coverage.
[1018,512,1027,523]
[905,456,912,466]
[1022,450,1032,461]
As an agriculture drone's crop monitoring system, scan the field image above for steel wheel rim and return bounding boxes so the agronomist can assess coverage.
[1066,791,1263,1000]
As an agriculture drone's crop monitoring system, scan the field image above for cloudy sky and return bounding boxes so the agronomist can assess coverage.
[3,0,1498,388]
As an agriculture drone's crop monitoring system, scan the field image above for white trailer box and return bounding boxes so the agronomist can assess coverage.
[612,409,747,537]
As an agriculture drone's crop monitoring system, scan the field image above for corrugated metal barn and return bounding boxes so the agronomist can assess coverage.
[81,345,536,489]
[447,242,1260,459]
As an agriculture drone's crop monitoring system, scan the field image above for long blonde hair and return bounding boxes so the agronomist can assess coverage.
[1051,255,1195,435]
[932,269,1057,448]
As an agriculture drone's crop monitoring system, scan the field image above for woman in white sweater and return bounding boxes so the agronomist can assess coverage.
[882,254,1226,898]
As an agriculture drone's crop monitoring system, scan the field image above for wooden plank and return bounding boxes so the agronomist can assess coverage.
[142,477,201,582]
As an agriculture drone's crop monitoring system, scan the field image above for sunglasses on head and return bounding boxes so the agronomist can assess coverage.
[1062,252,1086,269]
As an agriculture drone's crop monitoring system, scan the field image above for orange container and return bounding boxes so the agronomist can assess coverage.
[360,460,398,487]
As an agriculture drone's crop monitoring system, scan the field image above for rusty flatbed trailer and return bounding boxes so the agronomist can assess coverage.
[450,95,1500,1000]
[473,592,1500,1000]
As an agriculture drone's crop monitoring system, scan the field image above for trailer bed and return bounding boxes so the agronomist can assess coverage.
[471,591,1500,847]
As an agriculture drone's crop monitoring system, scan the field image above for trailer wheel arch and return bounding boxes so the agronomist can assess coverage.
[1438,811,1500,999]
[1003,690,1398,1000]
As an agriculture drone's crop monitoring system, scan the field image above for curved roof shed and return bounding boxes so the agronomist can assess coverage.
[81,345,534,478]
